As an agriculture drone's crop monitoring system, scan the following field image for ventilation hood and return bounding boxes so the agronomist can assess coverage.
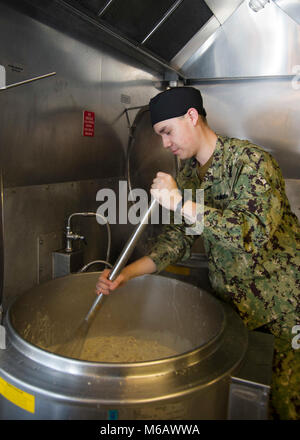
[5,0,300,80]
[60,0,245,67]
[11,0,244,79]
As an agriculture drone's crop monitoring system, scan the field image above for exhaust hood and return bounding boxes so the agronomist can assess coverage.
[4,0,300,79]
[48,0,300,79]
[52,0,245,77]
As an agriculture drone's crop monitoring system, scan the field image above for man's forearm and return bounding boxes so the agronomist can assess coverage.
[122,256,157,281]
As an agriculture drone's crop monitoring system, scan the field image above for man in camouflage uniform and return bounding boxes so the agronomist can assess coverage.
[148,134,300,419]
[97,87,300,419]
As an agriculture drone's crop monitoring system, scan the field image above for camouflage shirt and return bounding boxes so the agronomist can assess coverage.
[147,135,300,334]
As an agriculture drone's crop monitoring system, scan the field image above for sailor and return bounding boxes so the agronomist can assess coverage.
[96,87,300,419]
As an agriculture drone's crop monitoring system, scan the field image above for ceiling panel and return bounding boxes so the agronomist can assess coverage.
[143,0,213,62]
[101,0,177,43]
[75,0,109,15]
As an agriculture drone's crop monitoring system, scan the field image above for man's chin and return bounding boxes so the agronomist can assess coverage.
[177,151,189,160]
[173,149,183,157]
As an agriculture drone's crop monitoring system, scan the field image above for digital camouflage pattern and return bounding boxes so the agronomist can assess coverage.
[147,135,300,419]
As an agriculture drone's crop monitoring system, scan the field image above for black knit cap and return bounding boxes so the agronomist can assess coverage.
[149,87,206,126]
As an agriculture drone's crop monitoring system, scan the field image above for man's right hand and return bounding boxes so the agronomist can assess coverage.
[95,268,129,296]
[95,257,157,296]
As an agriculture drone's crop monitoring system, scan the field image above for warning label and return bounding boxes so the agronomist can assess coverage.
[0,377,35,413]
[82,110,95,137]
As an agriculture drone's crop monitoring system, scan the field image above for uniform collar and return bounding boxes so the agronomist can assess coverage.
[178,135,227,187]
[202,135,226,186]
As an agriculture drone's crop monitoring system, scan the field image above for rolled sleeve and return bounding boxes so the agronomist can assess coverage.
[147,222,197,273]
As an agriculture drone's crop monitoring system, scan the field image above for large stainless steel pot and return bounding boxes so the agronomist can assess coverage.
[0,273,248,420]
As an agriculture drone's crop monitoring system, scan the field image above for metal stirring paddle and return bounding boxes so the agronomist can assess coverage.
[56,198,158,359]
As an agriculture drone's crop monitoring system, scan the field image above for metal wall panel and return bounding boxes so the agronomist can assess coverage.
[195,79,300,179]
[2,178,137,311]
[0,4,120,187]
[0,2,160,188]
[274,0,300,25]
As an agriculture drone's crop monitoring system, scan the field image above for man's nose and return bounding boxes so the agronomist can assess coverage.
[162,136,171,148]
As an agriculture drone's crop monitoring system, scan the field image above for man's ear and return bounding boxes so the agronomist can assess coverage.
[186,107,199,126]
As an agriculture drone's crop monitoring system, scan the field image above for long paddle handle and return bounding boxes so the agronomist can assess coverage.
[84,198,158,322]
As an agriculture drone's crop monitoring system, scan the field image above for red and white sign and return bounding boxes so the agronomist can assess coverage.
[82,110,95,137]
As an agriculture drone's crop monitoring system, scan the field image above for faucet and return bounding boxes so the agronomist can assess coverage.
[65,212,111,264]
[65,212,91,252]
